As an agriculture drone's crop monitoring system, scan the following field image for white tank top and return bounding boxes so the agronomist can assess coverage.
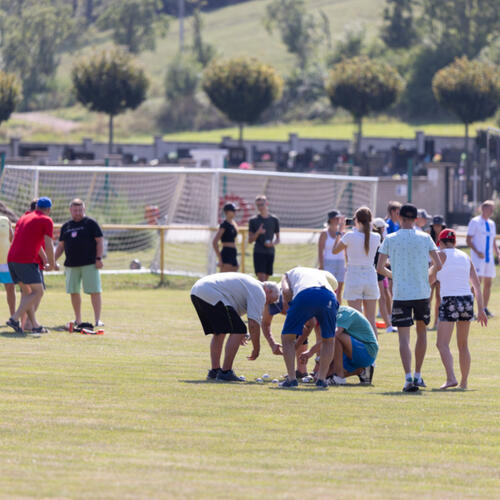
[323,230,344,261]
[437,248,472,298]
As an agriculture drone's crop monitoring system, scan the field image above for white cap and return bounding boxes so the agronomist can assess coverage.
[372,217,388,229]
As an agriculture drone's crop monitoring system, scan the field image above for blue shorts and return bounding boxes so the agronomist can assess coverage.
[282,287,337,339]
[343,336,375,373]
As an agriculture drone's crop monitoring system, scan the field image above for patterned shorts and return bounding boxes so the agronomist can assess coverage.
[439,295,474,322]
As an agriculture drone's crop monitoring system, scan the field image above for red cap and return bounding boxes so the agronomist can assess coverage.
[438,228,456,244]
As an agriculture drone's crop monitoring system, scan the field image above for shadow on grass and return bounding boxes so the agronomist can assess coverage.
[0,330,27,338]
[430,387,475,393]
[379,391,424,396]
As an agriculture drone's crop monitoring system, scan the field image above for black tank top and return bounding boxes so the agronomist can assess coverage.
[220,220,237,243]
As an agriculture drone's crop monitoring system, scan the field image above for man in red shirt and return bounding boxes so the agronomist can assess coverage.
[6,197,56,334]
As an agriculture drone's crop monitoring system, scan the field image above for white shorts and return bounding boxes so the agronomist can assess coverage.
[323,259,346,283]
[343,265,380,301]
[471,255,496,278]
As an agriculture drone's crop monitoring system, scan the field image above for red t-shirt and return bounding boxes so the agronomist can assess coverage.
[8,210,53,264]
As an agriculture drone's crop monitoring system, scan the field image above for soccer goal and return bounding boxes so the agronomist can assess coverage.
[0,165,378,276]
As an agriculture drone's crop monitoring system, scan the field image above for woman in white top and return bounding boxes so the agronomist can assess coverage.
[332,206,380,335]
[430,228,487,390]
[318,210,346,303]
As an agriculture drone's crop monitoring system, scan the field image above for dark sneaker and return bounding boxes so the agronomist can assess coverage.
[6,318,23,334]
[403,380,419,392]
[295,370,307,379]
[414,377,426,388]
[315,379,328,389]
[31,326,48,334]
[216,369,245,382]
[485,308,494,318]
[358,365,374,384]
[278,378,298,388]
[206,368,220,380]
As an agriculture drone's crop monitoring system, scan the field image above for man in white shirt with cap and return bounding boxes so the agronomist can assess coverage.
[466,200,499,317]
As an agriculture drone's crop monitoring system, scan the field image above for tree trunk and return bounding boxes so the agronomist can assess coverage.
[355,116,363,167]
[72,0,78,15]
[108,114,114,155]
[238,123,243,146]
[465,122,470,198]
[86,0,93,24]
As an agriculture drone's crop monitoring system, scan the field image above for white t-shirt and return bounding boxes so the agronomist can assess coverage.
[0,216,11,264]
[467,216,496,264]
[286,267,336,296]
[191,272,266,323]
[341,229,381,266]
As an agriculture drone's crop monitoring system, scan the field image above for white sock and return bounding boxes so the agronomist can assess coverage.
[405,373,412,382]
[414,372,421,381]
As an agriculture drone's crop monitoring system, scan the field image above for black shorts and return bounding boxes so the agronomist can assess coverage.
[8,262,43,285]
[392,299,430,327]
[439,295,474,322]
[253,252,274,276]
[221,247,238,267]
[191,295,247,335]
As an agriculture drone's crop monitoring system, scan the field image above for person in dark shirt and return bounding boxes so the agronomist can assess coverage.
[248,195,280,281]
[54,198,104,328]
[212,202,239,272]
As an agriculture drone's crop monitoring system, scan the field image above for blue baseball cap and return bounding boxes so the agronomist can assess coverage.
[36,197,52,208]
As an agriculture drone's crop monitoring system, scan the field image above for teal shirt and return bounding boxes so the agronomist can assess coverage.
[379,228,437,301]
[336,306,379,359]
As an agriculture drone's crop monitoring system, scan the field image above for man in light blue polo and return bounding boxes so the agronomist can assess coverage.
[377,203,442,392]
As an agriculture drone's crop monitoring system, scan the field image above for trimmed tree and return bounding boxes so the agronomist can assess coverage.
[0,71,22,126]
[202,57,283,144]
[432,56,500,181]
[326,57,403,161]
[72,48,149,153]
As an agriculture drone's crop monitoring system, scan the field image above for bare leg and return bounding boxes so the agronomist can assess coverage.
[256,272,269,282]
[433,282,441,328]
[210,334,226,369]
[90,292,102,324]
[221,333,245,371]
[317,338,334,381]
[333,333,353,377]
[398,326,412,374]
[456,321,471,389]
[347,299,362,313]
[4,283,16,317]
[71,293,82,324]
[414,320,427,374]
[363,299,378,337]
[483,277,492,309]
[12,283,43,329]
[378,281,392,328]
[221,264,238,272]
[296,342,308,374]
[282,334,297,381]
[336,282,344,305]
[436,321,458,389]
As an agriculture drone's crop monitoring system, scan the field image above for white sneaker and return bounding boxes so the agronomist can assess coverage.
[332,374,347,385]
[386,326,397,333]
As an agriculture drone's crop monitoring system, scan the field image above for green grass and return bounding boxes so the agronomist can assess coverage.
[0,273,499,498]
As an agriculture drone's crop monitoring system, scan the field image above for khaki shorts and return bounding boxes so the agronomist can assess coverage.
[66,264,102,294]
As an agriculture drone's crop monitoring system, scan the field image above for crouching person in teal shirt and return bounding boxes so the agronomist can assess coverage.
[299,305,379,385]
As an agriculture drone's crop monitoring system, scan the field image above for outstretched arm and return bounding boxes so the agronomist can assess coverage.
[247,319,261,360]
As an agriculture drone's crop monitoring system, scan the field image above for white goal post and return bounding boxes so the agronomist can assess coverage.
[0,165,378,276]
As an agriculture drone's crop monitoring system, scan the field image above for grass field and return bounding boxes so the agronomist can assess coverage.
[0,273,499,498]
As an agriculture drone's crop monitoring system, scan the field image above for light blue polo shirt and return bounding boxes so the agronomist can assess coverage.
[379,228,437,301]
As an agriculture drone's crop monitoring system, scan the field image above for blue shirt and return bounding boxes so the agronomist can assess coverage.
[379,228,437,300]
[336,306,379,359]
[386,218,400,234]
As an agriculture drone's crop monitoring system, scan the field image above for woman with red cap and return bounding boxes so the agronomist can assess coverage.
[430,228,487,389]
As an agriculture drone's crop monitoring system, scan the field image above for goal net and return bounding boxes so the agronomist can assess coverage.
[0,165,378,276]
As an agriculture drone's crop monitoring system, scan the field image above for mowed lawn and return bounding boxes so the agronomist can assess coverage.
[0,274,499,499]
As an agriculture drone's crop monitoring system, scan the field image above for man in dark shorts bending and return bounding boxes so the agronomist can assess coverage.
[6,197,56,334]
[191,273,279,381]
[248,195,280,281]
[377,203,442,392]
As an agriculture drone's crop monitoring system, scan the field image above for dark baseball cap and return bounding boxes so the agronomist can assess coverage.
[432,215,445,225]
[399,203,417,219]
[223,202,237,212]
[327,210,342,221]
[36,197,52,208]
